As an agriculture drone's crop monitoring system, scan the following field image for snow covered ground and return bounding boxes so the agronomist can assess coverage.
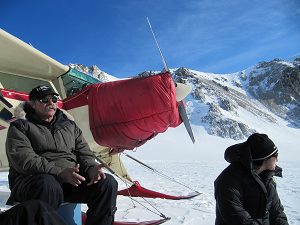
[115,160,300,225]
[1,124,300,224]
[113,123,300,225]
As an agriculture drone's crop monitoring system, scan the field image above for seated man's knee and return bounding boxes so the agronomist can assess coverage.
[30,175,63,208]
[93,174,118,194]
[35,175,62,192]
[104,174,118,190]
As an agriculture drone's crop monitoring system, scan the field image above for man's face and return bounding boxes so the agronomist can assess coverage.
[30,95,58,120]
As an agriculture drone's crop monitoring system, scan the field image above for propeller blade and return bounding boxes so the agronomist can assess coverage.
[178,101,195,143]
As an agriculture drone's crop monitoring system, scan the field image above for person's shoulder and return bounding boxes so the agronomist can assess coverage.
[55,109,78,129]
[10,118,28,127]
[220,163,242,175]
[60,109,75,121]
[56,109,74,121]
[215,165,231,184]
[215,163,245,185]
[8,118,31,134]
[55,109,73,123]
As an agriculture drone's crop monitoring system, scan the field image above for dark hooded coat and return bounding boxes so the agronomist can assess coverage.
[214,142,288,225]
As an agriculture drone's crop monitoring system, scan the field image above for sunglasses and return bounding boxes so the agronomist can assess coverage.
[38,95,58,104]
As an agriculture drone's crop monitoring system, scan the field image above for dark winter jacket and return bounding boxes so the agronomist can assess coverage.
[214,143,288,225]
[6,104,98,189]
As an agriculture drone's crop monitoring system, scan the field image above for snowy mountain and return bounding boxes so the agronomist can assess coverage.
[173,57,300,140]
[72,57,300,141]
[69,63,110,82]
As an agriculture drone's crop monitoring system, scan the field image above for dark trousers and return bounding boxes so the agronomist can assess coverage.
[7,174,118,225]
[0,200,67,225]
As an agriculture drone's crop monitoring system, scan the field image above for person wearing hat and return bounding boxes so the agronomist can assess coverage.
[214,133,289,225]
[6,85,118,225]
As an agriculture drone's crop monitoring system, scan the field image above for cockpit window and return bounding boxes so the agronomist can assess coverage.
[61,68,101,97]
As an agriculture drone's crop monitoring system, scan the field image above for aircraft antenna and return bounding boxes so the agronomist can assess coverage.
[147,17,169,72]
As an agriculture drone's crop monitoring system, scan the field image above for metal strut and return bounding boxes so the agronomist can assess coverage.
[93,154,168,219]
[123,152,200,194]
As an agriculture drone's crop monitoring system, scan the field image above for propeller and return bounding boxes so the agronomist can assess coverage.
[147,17,195,144]
[174,82,195,143]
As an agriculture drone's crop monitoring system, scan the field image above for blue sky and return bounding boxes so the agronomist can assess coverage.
[1,0,299,78]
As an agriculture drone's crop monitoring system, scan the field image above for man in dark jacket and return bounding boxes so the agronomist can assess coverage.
[6,85,118,225]
[214,133,288,225]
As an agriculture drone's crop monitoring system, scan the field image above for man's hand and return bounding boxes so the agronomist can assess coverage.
[58,164,86,186]
[87,164,106,186]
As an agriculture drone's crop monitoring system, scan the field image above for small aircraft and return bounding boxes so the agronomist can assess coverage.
[0,27,199,224]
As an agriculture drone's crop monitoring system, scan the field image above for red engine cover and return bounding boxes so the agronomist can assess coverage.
[88,72,181,151]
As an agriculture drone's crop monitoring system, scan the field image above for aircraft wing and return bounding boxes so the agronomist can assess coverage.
[0,28,69,80]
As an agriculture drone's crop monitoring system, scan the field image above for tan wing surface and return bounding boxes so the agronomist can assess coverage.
[0,28,69,81]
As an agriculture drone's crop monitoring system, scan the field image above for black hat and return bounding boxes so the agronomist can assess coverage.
[29,85,59,101]
[247,133,278,161]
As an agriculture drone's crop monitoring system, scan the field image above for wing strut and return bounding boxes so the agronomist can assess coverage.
[123,153,200,197]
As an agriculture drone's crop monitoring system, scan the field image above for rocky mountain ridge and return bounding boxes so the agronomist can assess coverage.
[70,58,300,140]
[69,63,109,82]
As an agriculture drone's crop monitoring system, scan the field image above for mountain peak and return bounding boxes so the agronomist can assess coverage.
[69,63,109,82]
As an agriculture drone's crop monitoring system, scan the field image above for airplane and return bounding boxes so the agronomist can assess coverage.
[0,27,199,224]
